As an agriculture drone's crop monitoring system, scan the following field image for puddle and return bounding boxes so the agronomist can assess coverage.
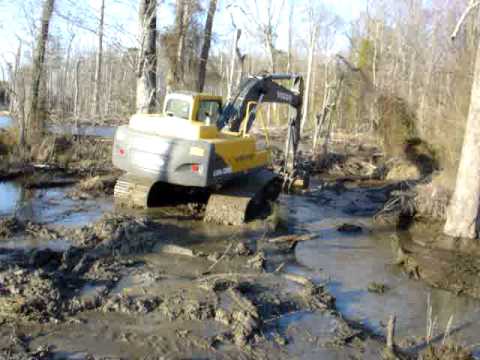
[29,188,112,227]
[0,181,112,226]
[0,180,112,251]
[286,180,480,353]
[0,115,12,128]
[0,114,115,138]
[0,181,23,215]
[48,124,116,138]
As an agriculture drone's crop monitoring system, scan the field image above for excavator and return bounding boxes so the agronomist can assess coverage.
[112,73,306,225]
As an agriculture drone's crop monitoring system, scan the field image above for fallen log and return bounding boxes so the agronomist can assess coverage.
[268,234,314,244]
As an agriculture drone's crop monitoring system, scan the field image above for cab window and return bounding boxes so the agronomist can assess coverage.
[165,99,190,120]
[197,100,221,124]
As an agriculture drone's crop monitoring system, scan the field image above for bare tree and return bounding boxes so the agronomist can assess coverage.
[301,23,317,134]
[168,0,196,89]
[227,29,241,100]
[27,0,55,143]
[136,0,157,114]
[196,0,217,92]
[234,0,284,73]
[286,0,294,73]
[93,0,105,117]
[444,0,480,239]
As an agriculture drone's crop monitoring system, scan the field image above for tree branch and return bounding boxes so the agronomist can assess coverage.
[451,0,480,41]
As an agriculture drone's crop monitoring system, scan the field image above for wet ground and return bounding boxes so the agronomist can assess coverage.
[0,174,479,358]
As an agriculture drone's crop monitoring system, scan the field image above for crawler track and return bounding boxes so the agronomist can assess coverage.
[113,170,281,225]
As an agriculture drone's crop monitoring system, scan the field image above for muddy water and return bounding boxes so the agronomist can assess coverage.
[0,182,111,227]
[285,181,480,354]
[48,124,116,138]
[2,175,480,356]
[0,181,22,215]
[0,115,116,138]
[0,180,112,250]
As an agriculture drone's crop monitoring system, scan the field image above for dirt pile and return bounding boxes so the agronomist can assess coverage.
[312,151,383,179]
[0,267,65,323]
[66,214,160,255]
[385,158,421,182]
[0,215,153,323]
[67,174,119,200]
[0,217,60,241]
[0,334,53,360]
[103,293,162,314]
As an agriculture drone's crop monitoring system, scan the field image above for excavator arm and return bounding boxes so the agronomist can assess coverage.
[217,73,304,176]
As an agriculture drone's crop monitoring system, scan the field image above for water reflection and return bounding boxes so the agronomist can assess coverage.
[48,124,116,138]
[285,181,480,353]
[0,115,12,128]
[0,181,23,216]
[0,115,116,138]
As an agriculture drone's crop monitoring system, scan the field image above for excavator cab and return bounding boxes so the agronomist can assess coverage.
[163,92,223,125]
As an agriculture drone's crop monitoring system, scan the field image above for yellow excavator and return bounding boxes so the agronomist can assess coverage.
[112,73,306,225]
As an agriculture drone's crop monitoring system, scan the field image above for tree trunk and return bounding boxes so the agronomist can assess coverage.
[196,0,217,92]
[9,41,22,118]
[136,0,157,114]
[286,1,293,73]
[301,26,317,135]
[93,0,105,118]
[27,0,54,143]
[444,40,480,239]
[74,59,81,118]
[62,33,75,117]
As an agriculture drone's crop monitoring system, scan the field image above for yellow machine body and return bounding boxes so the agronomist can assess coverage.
[125,92,270,177]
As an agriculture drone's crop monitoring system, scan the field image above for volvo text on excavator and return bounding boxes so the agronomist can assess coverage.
[112,73,306,225]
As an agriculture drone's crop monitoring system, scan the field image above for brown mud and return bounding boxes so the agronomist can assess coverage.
[0,211,388,359]
[394,221,480,300]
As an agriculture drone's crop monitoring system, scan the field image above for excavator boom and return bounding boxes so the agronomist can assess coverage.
[217,74,304,176]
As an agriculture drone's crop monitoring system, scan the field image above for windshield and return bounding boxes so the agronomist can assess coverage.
[197,100,221,124]
[165,99,190,120]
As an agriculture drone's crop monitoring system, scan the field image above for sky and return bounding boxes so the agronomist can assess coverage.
[0,0,367,75]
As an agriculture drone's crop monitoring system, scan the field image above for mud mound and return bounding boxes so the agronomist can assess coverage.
[67,174,119,200]
[0,217,24,239]
[312,149,384,180]
[0,217,60,242]
[385,158,421,182]
[0,334,53,360]
[0,268,65,322]
[103,294,162,314]
[68,214,155,251]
